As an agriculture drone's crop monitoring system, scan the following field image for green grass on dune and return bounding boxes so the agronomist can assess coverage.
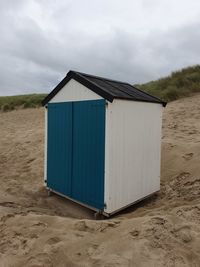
[136,65,200,102]
[0,94,47,112]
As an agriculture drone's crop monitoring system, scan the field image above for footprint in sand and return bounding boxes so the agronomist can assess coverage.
[150,217,167,225]
[188,130,197,135]
[182,153,194,160]
[172,225,192,243]
[32,221,47,228]
[87,244,99,256]
[130,229,140,238]
[26,158,35,164]
[47,236,62,245]
[74,221,89,232]
[74,220,120,233]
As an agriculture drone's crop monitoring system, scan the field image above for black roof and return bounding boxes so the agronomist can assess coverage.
[42,70,166,106]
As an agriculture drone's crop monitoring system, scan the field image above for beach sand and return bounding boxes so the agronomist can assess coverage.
[0,94,200,266]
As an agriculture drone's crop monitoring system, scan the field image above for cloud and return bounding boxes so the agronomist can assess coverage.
[0,0,200,95]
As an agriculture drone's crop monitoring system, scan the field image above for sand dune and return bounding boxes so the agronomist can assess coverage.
[1,94,200,266]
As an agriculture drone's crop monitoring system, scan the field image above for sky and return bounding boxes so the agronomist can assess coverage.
[0,0,200,96]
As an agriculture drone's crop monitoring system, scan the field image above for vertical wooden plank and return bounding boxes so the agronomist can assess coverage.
[47,102,72,196]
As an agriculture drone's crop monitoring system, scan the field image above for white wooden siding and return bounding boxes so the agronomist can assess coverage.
[49,78,102,103]
[104,100,163,214]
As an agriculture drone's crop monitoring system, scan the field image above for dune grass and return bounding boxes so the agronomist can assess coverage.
[0,94,47,112]
[136,65,200,102]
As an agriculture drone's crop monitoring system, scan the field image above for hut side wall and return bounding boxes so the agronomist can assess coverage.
[104,99,163,214]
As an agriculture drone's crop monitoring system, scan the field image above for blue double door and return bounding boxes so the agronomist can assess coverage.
[47,100,105,210]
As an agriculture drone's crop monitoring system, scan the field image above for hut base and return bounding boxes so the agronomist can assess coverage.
[46,187,158,219]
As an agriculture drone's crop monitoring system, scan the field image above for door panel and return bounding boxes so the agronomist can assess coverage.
[47,102,72,196]
[72,100,105,209]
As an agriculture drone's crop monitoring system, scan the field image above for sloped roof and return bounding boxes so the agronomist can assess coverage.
[42,70,166,106]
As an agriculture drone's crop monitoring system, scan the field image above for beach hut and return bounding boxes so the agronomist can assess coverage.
[42,70,166,217]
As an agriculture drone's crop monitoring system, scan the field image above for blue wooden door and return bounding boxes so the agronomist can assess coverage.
[72,100,105,209]
[47,100,105,210]
[47,102,72,196]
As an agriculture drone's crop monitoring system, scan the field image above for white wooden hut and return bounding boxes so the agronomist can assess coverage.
[42,70,166,217]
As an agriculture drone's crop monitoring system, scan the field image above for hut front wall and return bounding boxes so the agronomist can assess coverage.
[104,99,163,214]
[49,78,102,103]
[44,78,102,186]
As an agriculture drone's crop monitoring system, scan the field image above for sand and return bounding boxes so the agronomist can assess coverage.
[1,94,200,266]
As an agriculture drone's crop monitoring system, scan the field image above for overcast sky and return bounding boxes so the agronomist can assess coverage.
[0,0,200,96]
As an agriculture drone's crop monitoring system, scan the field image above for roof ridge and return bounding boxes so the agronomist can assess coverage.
[71,70,130,85]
